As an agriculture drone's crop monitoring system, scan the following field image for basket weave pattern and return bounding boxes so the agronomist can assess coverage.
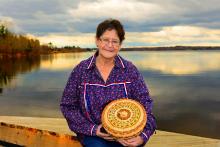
[101,98,147,139]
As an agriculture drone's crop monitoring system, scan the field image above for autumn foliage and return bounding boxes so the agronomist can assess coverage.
[0,25,52,56]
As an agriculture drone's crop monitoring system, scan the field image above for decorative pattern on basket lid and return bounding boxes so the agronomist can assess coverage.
[101,98,147,139]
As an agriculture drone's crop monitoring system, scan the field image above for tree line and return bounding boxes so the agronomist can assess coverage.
[0,25,53,56]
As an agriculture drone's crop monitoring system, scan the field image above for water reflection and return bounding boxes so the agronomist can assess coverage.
[0,51,220,139]
[40,53,91,71]
[139,70,220,139]
[0,56,41,87]
[121,51,220,75]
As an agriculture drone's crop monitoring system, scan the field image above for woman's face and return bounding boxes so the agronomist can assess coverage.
[96,29,121,60]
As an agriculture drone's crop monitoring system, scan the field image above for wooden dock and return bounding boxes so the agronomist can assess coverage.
[0,116,220,147]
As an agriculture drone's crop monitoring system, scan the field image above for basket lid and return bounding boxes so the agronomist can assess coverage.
[101,98,147,139]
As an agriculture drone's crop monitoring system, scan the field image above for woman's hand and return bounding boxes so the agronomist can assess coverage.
[117,136,144,146]
[96,124,115,141]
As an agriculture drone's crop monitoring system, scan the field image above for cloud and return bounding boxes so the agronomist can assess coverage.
[0,16,14,27]
[69,0,164,22]
[0,0,78,35]
[34,25,220,47]
[68,0,220,32]
[1,0,220,46]
[37,33,96,47]
[125,25,220,47]
[0,16,21,32]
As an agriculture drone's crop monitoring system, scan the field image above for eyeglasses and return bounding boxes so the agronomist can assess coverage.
[99,37,120,47]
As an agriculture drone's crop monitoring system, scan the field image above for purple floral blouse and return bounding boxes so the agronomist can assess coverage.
[60,52,156,145]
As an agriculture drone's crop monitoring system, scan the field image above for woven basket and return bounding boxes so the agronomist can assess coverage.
[101,98,147,139]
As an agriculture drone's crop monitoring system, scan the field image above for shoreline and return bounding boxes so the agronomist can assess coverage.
[1,46,220,58]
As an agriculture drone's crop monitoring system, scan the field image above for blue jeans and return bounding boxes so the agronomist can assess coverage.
[82,136,124,147]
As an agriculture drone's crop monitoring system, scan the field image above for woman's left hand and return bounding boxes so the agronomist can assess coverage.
[96,124,115,141]
[117,136,144,146]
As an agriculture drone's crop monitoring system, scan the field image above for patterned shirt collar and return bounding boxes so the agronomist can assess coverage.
[87,51,125,70]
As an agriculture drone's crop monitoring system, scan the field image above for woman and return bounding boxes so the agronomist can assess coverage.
[60,19,156,147]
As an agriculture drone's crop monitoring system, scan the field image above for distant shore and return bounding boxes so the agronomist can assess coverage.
[1,46,220,58]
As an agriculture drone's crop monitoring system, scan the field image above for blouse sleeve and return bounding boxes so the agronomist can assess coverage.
[130,66,156,145]
[60,64,98,136]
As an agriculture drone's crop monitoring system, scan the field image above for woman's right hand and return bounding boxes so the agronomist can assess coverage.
[96,124,115,141]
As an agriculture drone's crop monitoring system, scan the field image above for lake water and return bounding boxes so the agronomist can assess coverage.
[0,50,220,139]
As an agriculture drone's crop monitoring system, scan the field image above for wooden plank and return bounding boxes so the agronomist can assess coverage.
[0,116,220,147]
[0,122,81,147]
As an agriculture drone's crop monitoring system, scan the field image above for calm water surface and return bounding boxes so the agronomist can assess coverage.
[0,51,220,139]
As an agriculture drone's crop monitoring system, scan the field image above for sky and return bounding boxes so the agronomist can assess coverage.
[1,0,220,48]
